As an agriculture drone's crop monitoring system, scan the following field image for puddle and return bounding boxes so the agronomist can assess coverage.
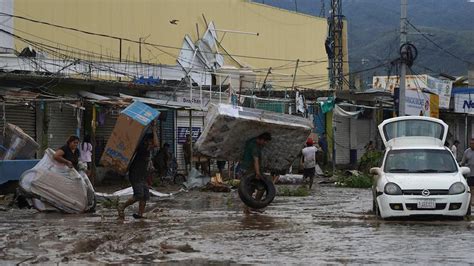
[0,186,473,264]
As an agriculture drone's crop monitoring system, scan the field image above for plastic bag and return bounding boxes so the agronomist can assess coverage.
[19,149,95,213]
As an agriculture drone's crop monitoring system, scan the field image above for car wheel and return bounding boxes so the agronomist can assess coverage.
[238,174,276,209]
[466,205,471,218]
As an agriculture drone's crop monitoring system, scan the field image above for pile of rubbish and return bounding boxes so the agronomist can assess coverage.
[19,149,96,213]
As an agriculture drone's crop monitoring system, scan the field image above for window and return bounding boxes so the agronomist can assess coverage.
[384,149,457,173]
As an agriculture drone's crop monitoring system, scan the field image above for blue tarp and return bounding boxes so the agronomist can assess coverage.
[0,159,40,185]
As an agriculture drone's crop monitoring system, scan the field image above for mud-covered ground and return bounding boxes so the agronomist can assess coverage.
[1,184,474,264]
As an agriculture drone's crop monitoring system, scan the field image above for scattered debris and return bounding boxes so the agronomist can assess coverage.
[160,242,198,254]
[203,182,231,193]
[335,170,373,188]
[277,186,310,197]
[95,186,172,199]
[183,168,210,189]
[277,174,304,184]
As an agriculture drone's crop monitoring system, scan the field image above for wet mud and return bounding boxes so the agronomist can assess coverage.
[1,185,473,264]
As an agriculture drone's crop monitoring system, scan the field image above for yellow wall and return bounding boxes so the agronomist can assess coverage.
[12,0,345,90]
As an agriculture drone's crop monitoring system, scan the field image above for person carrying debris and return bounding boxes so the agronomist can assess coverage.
[240,132,272,213]
[301,138,319,189]
[241,132,272,179]
[54,135,81,170]
[118,122,159,219]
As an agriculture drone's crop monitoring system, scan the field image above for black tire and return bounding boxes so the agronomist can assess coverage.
[466,205,471,218]
[173,174,186,185]
[238,174,276,209]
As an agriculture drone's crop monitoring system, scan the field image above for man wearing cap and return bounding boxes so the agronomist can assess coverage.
[301,138,320,189]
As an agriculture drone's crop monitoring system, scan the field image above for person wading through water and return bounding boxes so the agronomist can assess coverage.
[240,132,272,213]
[117,121,159,219]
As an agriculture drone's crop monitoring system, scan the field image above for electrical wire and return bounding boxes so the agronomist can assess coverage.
[0,12,327,63]
[406,19,473,65]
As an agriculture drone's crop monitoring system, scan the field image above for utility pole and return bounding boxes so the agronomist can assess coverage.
[291,59,300,91]
[329,0,343,92]
[399,0,408,116]
[328,0,343,176]
[320,0,325,17]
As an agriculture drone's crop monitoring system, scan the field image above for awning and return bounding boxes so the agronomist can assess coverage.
[120,93,208,111]
[334,105,362,118]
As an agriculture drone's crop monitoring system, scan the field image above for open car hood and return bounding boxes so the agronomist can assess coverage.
[378,116,448,148]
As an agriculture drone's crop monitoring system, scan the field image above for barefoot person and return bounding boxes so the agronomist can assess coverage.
[118,122,158,219]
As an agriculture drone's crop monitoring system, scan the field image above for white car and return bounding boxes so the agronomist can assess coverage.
[371,116,471,219]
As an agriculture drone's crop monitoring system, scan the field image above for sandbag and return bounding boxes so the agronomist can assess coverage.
[19,149,95,213]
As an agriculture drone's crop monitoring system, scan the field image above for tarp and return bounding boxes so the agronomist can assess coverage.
[19,149,95,213]
[195,104,313,172]
[333,105,362,118]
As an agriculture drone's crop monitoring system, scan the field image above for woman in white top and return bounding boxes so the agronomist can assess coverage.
[79,135,93,170]
[451,140,460,161]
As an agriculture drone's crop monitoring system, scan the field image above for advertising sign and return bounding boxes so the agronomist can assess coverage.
[426,76,452,109]
[372,75,427,93]
[373,75,451,109]
[177,127,202,144]
[397,89,439,117]
[454,92,474,114]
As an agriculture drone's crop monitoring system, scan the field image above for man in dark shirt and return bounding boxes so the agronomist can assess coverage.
[240,132,272,213]
[118,122,158,219]
[241,133,271,179]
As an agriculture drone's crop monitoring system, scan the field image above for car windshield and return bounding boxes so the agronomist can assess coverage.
[384,149,457,173]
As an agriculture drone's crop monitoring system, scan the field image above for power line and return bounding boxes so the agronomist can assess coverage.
[406,19,473,65]
[0,12,325,63]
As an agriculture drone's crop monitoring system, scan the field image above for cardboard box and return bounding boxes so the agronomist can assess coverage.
[195,104,313,173]
[100,101,159,175]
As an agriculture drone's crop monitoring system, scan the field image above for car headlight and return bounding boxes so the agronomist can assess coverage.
[448,182,466,195]
[384,182,402,195]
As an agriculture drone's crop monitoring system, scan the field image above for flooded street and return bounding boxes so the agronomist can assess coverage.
[1,185,474,264]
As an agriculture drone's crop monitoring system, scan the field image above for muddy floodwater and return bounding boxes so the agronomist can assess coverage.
[1,185,474,264]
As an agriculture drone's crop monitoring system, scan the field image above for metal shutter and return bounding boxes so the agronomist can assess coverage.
[176,110,205,171]
[94,108,120,165]
[48,103,80,149]
[0,104,36,140]
[334,117,350,165]
[351,118,373,161]
[158,109,175,155]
